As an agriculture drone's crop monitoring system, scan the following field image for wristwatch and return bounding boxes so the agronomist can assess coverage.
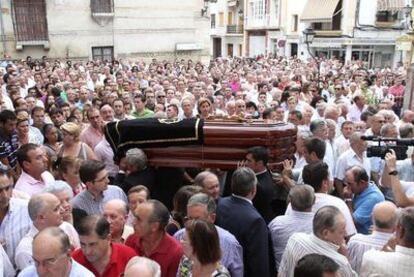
[388,170,399,176]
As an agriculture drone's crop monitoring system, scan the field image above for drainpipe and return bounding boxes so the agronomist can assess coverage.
[0,0,7,57]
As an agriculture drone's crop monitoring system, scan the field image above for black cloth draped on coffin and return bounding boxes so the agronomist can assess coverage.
[104,118,204,155]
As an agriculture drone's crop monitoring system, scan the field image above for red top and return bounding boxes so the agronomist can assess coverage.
[125,233,183,277]
[72,243,137,277]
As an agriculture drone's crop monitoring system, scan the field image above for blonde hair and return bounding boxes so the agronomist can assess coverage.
[60,122,81,138]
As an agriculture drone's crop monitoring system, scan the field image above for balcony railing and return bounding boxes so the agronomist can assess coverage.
[227,25,244,34]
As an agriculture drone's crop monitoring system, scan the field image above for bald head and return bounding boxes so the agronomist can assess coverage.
[124,256,161,277]
[104,199,128,216]
[373,201,398,231]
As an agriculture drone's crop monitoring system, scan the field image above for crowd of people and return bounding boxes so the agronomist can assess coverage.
[0,54,413,277]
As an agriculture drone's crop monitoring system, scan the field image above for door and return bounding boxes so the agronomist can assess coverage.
[227,44,234,57]
[291,43,298,57]
[249,35,266,57]
[213,38,222,58]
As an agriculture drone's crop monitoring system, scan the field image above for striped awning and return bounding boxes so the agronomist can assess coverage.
[301,0,340,23]
[377,0,406,12]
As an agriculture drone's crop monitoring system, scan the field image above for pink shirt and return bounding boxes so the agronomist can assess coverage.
[80,124,103,150]
[14,171,49,196]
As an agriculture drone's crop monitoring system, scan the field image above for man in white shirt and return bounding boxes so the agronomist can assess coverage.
[347,94,367,122]
[361,207,414,277]
[269,185,314,268]
[348,201,397,274]
[15,193,80,271]
[335,132,371,198]
[310,119,335,177]
[18,227,94,277]
[286,161,357,238]
[334,121,355,158]
[279,206,357,277]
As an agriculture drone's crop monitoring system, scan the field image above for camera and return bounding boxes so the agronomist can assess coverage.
[362,136,414,160]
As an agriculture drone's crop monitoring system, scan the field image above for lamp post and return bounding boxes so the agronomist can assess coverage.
[303,27,320,88]
[404,4,413,30]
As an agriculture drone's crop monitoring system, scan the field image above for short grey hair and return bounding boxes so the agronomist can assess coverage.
[28,193,53,221]
[313,206,343,238]
[231,167,257,197]
[124,256,161,277]
[187,193,216,214]
[288,185,315,212]
[193,171,216,188]
[126,148,147,171]
[43,180,74,199]
[380,123,397,137]
[399,123,414,138]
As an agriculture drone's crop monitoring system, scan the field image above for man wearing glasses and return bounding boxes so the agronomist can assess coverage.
[18,227,93,277]
[71,160,127,215]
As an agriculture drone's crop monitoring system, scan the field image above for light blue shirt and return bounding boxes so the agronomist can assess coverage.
[174,225,244,277]
[353,183,385,234]
[0,198,31,263]
[397,158,414,182]
[70,185,127,215]
[18,259,94,277]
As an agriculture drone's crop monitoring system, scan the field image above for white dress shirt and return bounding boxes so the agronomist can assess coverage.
[347,104,366,122]
[334,134,350,158]
[286,193,357,236]
[347,231,393,274]
[335,148,371,181]
[361,245,414,277]
[0,243,15,277]
[268,210,314,268]
[15,222,80,271]
[279,233,357,277]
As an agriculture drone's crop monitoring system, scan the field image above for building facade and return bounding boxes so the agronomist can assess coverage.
[209,0,244,58]
[241,0,412,68]
[0,0,211,61]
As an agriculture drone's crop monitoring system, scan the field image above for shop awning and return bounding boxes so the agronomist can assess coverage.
[377,0,406,12]
[301,0,340,23]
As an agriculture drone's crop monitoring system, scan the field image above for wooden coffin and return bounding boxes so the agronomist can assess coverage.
[105,118,297,171]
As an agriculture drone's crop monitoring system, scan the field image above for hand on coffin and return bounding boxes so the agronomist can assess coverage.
[237,160,248,168]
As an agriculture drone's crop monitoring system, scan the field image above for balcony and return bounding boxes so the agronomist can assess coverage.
[227,25,244,34]
[246,15,267,29]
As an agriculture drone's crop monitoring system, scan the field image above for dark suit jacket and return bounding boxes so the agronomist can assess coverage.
[254,170,276,224]
[216,195,271,277]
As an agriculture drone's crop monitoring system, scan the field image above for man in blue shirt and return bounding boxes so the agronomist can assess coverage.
[344,165,385,234]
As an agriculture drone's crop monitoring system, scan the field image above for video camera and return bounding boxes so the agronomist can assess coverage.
[362,136,414,160]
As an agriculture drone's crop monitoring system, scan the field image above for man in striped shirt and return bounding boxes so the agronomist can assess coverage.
[279,206,357,277]
[347,201,397,274]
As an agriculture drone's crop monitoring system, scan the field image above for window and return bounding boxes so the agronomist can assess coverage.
[273,0,280,18]
[376,11,399,22]
[92,46,114,62]
[292,15,298,32]
[211,14,216,29]
[12,0,48,41]
[228,12,234,25]
[219,12,224,26]
[91,0,113,14]
[249,0,264,20]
